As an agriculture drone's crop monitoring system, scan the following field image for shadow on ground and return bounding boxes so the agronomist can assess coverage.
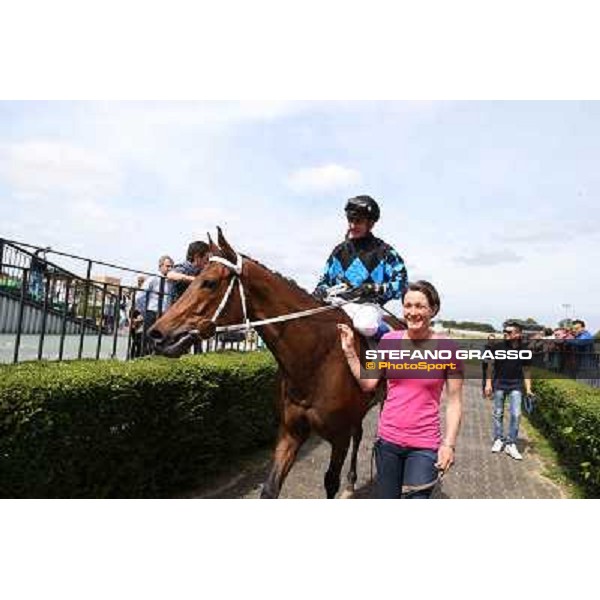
[187,435,325,499]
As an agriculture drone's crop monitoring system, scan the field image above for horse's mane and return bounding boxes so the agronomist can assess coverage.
[241,253,325,306]
[238,252,403,330]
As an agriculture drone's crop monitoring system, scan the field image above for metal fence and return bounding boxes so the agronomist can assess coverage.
[0,238,262,364]
[529,342,600,388]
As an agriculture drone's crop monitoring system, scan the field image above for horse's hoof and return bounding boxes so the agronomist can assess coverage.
[339,488,354,499]
[260,485,276,499]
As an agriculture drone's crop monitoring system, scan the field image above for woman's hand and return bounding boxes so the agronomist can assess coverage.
[338,323,381,393]
[435,444,455,474]
[337,323,355,355]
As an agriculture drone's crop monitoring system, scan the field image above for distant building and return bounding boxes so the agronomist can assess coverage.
[94,275,121,295]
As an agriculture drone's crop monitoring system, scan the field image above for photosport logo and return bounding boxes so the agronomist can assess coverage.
[357,337,597,380]
[363,348,461,373]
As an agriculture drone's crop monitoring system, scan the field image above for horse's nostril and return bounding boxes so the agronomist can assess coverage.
[148,328,164,342]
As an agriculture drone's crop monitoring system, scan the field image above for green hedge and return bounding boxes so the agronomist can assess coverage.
[531,375,600,497]
[0,352,278,498]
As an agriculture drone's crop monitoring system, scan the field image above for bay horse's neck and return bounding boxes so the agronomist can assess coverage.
[243,260,339,378]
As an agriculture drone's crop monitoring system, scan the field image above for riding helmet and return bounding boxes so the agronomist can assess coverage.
[344,195,380,222]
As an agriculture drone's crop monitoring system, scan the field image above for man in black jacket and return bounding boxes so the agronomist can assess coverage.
[484,322,532,460]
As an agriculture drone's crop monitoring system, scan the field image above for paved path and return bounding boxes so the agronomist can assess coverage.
[189,380,565,499]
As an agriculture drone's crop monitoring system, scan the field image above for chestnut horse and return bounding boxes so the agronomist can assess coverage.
[149,228,389,498]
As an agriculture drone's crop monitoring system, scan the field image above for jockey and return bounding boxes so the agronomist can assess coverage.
[314,195,408,339]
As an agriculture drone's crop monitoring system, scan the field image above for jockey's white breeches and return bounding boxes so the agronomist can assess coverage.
[341,302,385,337]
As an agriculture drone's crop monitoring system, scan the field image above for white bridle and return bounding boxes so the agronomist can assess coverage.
[208,254,250,332]
[205,254,339,334]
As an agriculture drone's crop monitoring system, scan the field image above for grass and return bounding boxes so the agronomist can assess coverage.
[521,415,587,499]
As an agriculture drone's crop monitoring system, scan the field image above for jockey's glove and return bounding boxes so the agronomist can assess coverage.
[340,283,384,301]
[357,283,384,299]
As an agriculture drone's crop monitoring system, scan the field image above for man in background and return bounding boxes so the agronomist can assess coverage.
[167,241,210,304]
[485,321,532,461]
[137,255,174,355]
[167,241,210,353]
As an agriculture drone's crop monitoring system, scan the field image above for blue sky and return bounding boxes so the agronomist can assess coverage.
[1,101,598,331]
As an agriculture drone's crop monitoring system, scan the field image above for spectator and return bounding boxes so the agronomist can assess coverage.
[528,331,546,368]
[129,306,144,359]
[136,255,174,355]
[167,241,210,353]
[541,328,555,368]
[485,321,532,460]
[125,276,147,358]
[550,327,568,373]
[131,277,146,321]
[119,290,131,329]
[28,247,50,301]
[103,295,116,333]
[167,241,209,304]
[567,319,595,372]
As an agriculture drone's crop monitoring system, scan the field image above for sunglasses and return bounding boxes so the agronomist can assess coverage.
[503,329,518,335]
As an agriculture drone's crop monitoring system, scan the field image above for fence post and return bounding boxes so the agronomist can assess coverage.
[158,276,166,317]
[58,279,72,361]
[77,259,93,359]
[37,272,52,360]
[13,268,29,364]
[96,282,108,360]
[127,288,137,360]
[140,287,150,357]
[112,286,122,359]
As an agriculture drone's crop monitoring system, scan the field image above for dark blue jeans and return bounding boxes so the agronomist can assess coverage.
[374,438,439,499]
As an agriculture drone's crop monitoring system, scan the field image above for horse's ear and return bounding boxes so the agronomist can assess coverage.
[217,226,237,263]
[207,232,221,255]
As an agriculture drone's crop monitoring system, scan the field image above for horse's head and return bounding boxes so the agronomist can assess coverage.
[149,227,248,357]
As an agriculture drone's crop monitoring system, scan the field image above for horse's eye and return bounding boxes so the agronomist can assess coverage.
[201,279,218,290]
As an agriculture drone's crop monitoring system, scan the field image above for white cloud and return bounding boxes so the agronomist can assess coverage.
[499,219,600,244]
[0,140,121,200]
[286,163,362,193]
[455,249,524,266]
[89,101,312,133]
[0,139,133,272]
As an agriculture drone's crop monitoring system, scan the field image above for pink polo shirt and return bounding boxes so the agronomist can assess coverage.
[376,330,462,450]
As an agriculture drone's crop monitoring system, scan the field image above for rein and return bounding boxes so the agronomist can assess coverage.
[202,254,341,334]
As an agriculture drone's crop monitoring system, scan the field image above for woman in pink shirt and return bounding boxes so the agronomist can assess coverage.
[338,280,464,498]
